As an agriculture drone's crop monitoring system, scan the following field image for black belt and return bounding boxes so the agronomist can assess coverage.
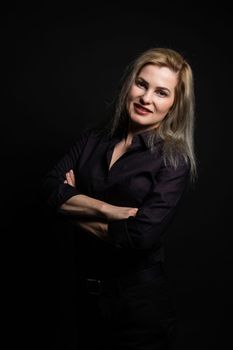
[82,263,164,296]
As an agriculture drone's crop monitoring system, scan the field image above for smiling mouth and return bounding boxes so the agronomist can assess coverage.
[134,103,153,114]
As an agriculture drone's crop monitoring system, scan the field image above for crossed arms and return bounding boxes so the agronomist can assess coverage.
[60,169,138,242]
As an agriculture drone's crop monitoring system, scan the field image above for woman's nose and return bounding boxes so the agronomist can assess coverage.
[140,90,153,104]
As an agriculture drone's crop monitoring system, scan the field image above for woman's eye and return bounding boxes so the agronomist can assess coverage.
[136,80,146,88]
[156,90,167,97]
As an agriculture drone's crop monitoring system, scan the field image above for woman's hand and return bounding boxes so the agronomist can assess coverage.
[101,203,138,221]
[64,169,76,187]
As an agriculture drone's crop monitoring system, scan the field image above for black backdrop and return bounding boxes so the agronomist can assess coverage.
[3,3,233,349]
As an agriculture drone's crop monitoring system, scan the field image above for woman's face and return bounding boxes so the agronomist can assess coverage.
[126,64,178,131]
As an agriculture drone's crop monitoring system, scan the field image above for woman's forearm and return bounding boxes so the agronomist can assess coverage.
[60,194,138,221]
[60,194,106,219]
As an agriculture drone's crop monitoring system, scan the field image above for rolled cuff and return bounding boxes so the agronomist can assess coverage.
[48,184,83,209]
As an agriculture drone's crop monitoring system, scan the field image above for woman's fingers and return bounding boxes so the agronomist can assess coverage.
[103,204,139,221]
[64,169,76,187]
[70,169,76,186]
[128,208,138,217]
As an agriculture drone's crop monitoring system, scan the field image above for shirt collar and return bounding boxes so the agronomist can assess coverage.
[129,130,162,149]
[114,128,162,149]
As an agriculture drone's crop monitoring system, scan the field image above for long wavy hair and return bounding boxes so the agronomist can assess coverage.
[98,48,197,181]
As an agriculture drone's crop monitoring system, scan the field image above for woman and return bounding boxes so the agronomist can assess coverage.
[43,47,197,349]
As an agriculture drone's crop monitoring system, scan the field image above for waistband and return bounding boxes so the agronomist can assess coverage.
[80,263,164,295]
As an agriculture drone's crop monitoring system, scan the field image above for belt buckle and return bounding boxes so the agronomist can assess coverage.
[86,278,102,295]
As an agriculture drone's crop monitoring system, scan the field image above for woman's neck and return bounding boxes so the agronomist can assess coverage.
[125,120,156,146]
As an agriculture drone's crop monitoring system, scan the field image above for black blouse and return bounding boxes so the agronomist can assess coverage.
[43,126,190,278]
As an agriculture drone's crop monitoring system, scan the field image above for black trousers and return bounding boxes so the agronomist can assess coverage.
[73,270,177,350]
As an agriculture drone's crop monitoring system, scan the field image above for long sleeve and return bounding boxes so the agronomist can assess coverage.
[108,160,190,250]
[42,128,91,209]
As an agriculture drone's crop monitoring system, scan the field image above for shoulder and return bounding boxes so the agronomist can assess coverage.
[70,124,110,154]
[156,140,190,174]
[156,152,190,183]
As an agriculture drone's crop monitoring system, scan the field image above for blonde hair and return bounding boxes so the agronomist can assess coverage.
[109,47,197,181]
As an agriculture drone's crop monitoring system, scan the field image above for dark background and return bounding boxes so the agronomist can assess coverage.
[3,3,233,349]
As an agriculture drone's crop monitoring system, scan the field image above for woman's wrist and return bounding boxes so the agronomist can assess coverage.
[99,202,111,221]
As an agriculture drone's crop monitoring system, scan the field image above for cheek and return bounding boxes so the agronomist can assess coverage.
[126,95,132,108]
[127,94,133,103]
[126,92,136,110]
[158,98,174,113]
[129,86,140,100]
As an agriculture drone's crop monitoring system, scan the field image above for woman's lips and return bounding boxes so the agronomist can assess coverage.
[134,103,152,115]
